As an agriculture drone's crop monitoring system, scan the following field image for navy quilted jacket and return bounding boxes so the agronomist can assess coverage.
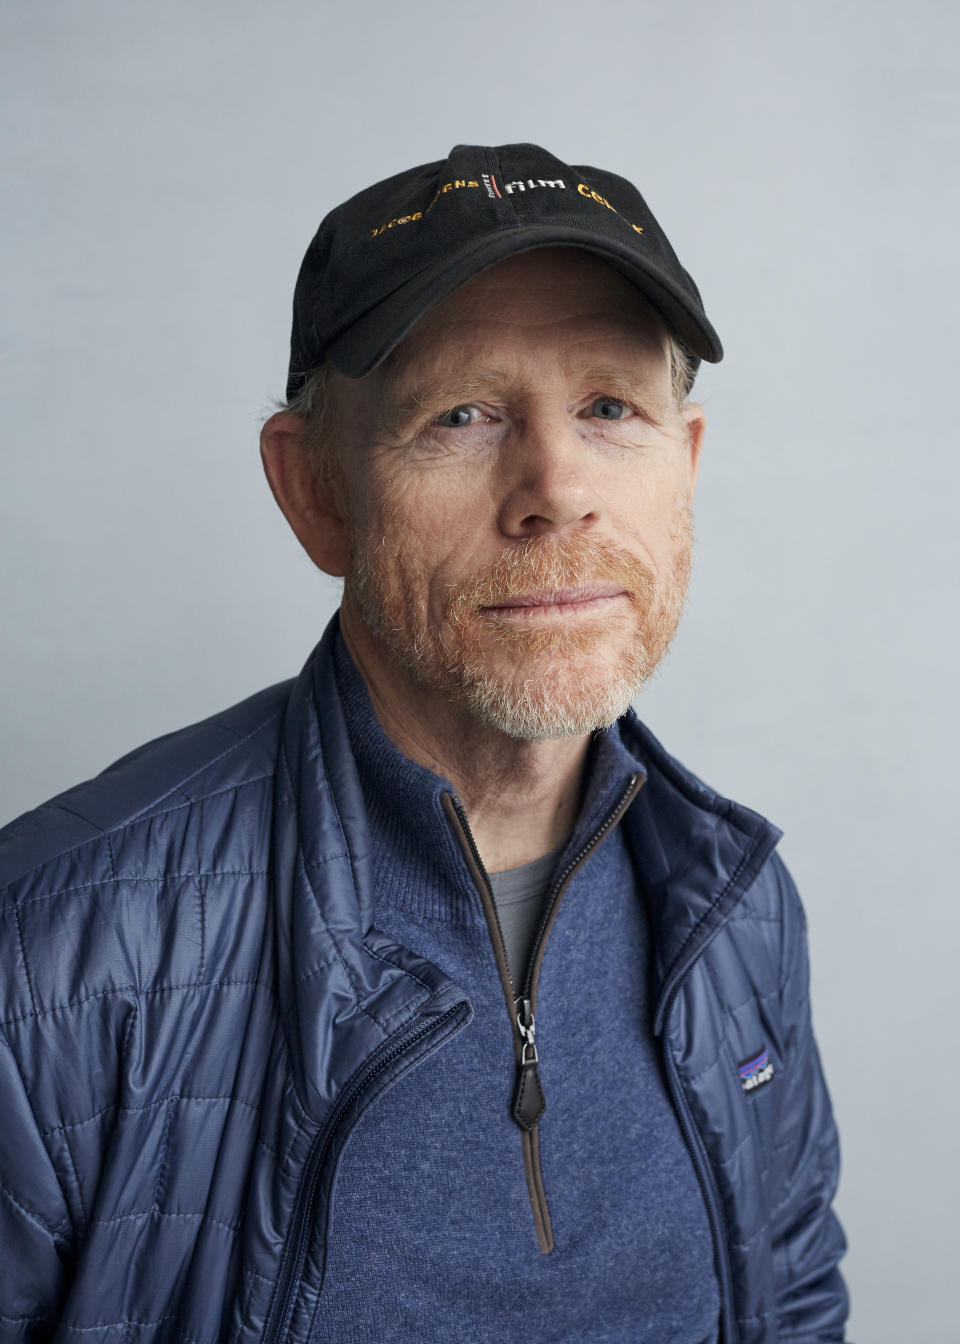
[0,620,848,1342]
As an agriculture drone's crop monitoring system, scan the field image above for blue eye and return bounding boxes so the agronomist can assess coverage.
[436,405,477,428]
[590,397,628,420]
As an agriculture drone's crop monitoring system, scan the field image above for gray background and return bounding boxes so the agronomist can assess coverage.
[2,2,957,1338]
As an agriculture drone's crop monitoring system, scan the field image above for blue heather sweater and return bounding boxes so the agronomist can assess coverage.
[311,635,720,1343]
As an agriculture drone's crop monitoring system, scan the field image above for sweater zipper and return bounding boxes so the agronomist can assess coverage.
[658,974,737,1344]
[443,772,642,1254]
[262,1001,468,1344]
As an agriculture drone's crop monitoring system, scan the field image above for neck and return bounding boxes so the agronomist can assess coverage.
[339,606,591,872]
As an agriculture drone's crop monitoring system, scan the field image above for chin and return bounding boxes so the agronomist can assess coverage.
[445,634,653,741]
[454,669,638,741]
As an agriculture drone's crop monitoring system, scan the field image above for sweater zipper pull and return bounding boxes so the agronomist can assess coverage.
[512,997,546,1130]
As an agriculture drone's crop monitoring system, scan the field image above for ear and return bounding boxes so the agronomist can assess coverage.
[680,402,706,495]
[259,411,351,577]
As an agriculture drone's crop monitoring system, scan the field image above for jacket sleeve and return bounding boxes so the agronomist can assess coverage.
[768,853,850,1341]
[0,1034,72,1342]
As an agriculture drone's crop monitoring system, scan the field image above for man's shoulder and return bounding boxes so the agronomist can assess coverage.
[0,679,296,1145]
[0,677,294,918]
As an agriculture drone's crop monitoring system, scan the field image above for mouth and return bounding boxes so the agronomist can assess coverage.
[480,583,629,618]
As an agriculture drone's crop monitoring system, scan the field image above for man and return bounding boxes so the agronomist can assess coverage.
[0,143,848,1342]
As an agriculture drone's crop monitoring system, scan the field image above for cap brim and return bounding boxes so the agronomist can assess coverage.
[324,225,723,379]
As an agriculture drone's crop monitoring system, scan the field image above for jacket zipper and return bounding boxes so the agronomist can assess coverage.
[443,772,642,1254]
[262,1001,468,1344]
[658,976,737,1344]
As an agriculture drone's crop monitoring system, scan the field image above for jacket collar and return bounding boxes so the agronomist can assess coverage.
[618,710,783,1031]
[272,617,468,1122]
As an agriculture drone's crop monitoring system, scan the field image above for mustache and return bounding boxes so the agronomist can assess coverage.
[443,534,656,621]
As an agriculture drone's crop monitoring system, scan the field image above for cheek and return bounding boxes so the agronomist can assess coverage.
[361,468,498,586]
[611,470,692,566]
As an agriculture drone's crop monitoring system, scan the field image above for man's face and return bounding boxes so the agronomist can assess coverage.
[328,247,703,740]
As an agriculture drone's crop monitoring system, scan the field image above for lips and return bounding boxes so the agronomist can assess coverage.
[482,582,628,612]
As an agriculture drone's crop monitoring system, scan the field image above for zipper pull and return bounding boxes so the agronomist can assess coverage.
[511,997,546,1130]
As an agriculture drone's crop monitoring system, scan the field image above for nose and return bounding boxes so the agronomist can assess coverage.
[496,410,605,539]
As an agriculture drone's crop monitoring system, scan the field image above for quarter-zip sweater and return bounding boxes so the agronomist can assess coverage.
[312,636,721,1343]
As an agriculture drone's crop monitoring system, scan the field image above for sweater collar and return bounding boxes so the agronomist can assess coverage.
[332,627,647,927]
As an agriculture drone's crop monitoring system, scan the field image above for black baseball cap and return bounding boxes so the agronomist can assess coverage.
[286,142,722,400]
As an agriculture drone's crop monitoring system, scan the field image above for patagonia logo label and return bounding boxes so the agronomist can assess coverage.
[739,1047,774,1095]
